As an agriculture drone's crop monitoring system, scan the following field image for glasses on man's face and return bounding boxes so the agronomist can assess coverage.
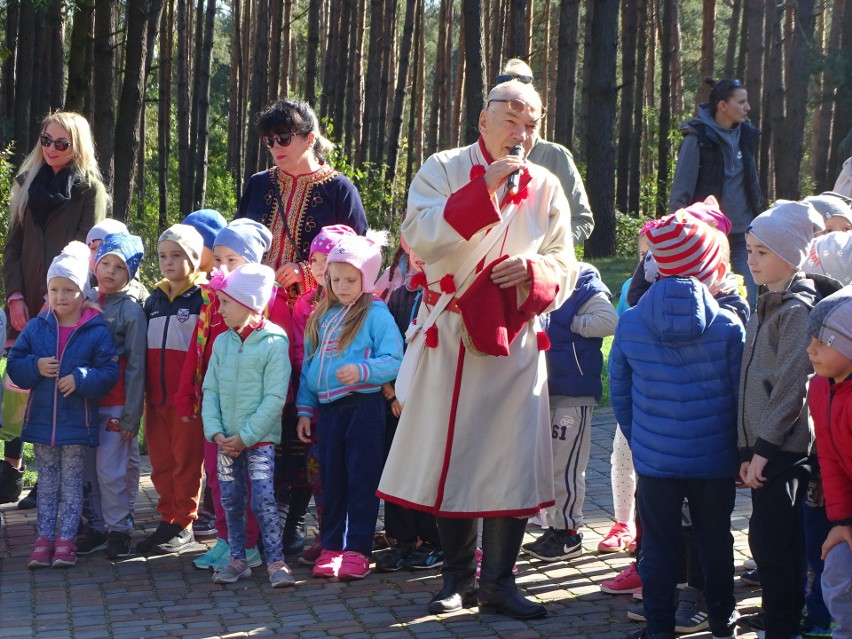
[262,133,299,148]
[495,73,533,84]
[40,134,71,152]
[488,98,546,122]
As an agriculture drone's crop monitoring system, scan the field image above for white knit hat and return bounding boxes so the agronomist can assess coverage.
[326,230,389,294]
[215,263,276,314]
[805,231,852,286]
[158,224,205,271]
[747,200,825,269]
[85,218,128,246]
[46,241,91,292]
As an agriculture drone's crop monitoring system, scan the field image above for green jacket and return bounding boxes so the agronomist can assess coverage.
[201,322,291,448]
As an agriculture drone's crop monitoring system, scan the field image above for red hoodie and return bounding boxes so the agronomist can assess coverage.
[810,375,852,524]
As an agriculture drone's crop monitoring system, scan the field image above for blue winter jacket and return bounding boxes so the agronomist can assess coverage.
[543,265,611,400]
[7,309,119,447]
[609,277,745,479]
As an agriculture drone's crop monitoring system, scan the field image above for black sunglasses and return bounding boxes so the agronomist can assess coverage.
[495,73,533,84]
[40,134,71,152]
[262,133,302,148]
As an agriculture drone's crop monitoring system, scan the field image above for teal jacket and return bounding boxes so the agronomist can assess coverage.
[201,321,290,448]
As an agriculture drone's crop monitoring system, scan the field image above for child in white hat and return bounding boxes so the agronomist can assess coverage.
[201,263,294,587]
[295,232,403,581]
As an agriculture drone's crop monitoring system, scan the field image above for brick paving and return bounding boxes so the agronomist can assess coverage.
[0,409,767,639]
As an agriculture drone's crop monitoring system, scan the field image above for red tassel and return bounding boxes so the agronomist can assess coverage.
[409,272,428,290]
[425,325,439,348]
[439,274,457,294]
[536,331,551,351]
[469,165,486,181]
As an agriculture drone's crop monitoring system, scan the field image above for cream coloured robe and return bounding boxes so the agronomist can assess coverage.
[377,138,577,517]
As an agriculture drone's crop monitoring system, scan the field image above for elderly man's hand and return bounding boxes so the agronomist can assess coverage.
[491,256,531,289]
[484,155,526,195]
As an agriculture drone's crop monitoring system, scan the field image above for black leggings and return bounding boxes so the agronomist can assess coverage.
[3,437,23,460]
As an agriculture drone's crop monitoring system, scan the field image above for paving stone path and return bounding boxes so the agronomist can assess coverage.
[0,409,767,639]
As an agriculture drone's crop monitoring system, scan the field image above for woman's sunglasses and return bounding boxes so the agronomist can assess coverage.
[262,133,302,148]
[495,73,533,84]
[40,134,71,152]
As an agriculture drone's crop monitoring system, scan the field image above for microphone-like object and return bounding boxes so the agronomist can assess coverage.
[506,145,524,196]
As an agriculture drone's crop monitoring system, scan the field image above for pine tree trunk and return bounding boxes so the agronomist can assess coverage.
[280,0,291,97]
[406,0,425,185]
[463,0,486,145]
[540,0,552,137]
[813,0,844,189]
[617,0,639,213]
[159,0,174,232]
[361,0,384,164]
[671,0,684,115]
[759,0,776,199]
[376,0,397,164]
[386,0,417,182]
[744,0,764,128]
[629,0,648,215]
[245,0,269,182]
[584,0,618,258]
[451,9,465,148]
[765,3,786,202]
[334,0,354,136]
[268,0,283,102]
[656,0,672,215]
[66,1,94,117]
[30,5,47,141]
[45,0,65,111]
[828,0,852,182]
[177,0,193,214]
[192,0,216,208]
[305,0,321,106]
[510,0,526,56]
[319,0,340,122]
[438,0,455,151]
[698,0,715,104]
[93,0,116,192]
[346,0,365,160]
[577,2,594,161]
[228,0,243,191]
[723,0,741,78]
[554,0,580,149]
[13,1,34,165]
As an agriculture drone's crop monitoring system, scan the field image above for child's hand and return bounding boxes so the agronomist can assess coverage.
[38,356,59,377]
[738,461,750,487]
[391,399,403,418]
[220,434,245,457]
[57,374,76,397]
[381,382,396,400]
[335,364,360,385]
[120,429,137,442]
[9,299,29,331]
[821,524,852,559]
[743,454,768,489]
[297,416,312,443]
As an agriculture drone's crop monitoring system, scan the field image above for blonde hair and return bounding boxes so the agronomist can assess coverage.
[502,58,534,79]
[304,284,372,358]
[10,111,106,225]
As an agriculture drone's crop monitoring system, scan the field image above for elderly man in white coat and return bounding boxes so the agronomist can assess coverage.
[377,80,577,619]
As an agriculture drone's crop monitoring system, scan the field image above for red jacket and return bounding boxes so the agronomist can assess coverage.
[810,375,852,524]
[176,284,296,418]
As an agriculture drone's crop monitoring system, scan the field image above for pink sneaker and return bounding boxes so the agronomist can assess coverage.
[28,537,54,569]
[312,549,342,578]
[475,547,517,580]
[601,561,642,594]
[52,539,78,568]
[298,540,323,566]
[337,551,370,581]
[597,522,635,553]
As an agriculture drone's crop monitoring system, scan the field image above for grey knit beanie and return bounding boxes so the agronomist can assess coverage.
[747,200,825,269]
[804,192,852,224]
[807,285,852,361]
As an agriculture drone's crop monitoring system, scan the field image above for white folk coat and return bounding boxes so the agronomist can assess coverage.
[377,139,577,517]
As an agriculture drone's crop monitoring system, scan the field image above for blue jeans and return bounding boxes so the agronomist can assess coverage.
[637,474,737,638]
[318,392,385,556]
[729,232,758,309]
[35,444,87,541]
[802,497,833,627]
[822,542,852,639]
[218,444,283,563]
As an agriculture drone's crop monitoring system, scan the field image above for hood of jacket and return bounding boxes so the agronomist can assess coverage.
[756,272,843,321]
[635,276,721,344]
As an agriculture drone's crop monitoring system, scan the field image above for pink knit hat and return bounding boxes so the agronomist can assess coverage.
[209,263,276,314]
[310,224,357,257]
[679,196,733,236]
[645,211,725,290]
[325,230,388,294]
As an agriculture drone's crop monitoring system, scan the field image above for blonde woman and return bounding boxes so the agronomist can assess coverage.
[0,111,107,508]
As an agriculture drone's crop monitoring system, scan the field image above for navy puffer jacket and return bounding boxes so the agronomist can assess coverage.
[610,277,745,479]
[7,309,118,447]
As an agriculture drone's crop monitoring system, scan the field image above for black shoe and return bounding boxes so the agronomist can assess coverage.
[673,586,709,633]
[429,517,479,614]
[192,516,217,539]
[740,568,760,586]
[76,528,109,555]
[525,528,582,562]
[405,542,444,570]
[106,532,132,560]
[136,522,179,554]
[427,574,478,614]
[18,481,37,510]
[627,602,646,622]
[520,527,554,555]
[153,526,194,554]
[281,486,311,555]
[0,461,24,504]
[376,544,415,572]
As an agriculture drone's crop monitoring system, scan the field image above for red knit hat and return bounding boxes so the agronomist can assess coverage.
[645,211,725,290]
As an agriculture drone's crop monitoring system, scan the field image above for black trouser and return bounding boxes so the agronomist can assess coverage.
[637,475,737,638]
[3,437,23,460]
[749,462,811,639]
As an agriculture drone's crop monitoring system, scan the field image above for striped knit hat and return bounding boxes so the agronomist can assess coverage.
[645,211,725,290]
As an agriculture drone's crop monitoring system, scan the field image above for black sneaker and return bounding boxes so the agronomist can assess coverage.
[674,586,709,633]
[521,528,555,555]
[740,569,760,586]
[106,532,132,560]
[153,526,194,554]
[404,543,444,570]
[136,522,180,554]
[18,482,38,510]
[627,602,645,622]
[76,528,109,555]
[526,528,583,562]
[376,544,415,572]
[192,516,217,539]
[0,460,24,504]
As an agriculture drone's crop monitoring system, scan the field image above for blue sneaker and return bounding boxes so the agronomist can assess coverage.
[214,545,263,570]
[801,620,834,638]
[193,538,229,570]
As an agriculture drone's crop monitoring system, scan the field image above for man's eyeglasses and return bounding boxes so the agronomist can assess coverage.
[495,73,533,84]
[40,134,71,152]
[487,98,546,120]
[262,133,301,148]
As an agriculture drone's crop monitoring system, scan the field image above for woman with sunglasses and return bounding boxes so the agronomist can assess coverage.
[670,77,762,305]
[1,111,107,507]
[237,98,367,307]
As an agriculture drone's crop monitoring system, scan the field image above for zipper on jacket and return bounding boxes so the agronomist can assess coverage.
[572,343,584,376]
[739,320,763,451]
[229,331,243,433]
[52,311,97,445]
[160,312,170,404]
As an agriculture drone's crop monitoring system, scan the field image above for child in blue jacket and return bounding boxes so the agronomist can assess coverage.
[7,242,118,569]
[610,213,745,639]
[296,232,403,581]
